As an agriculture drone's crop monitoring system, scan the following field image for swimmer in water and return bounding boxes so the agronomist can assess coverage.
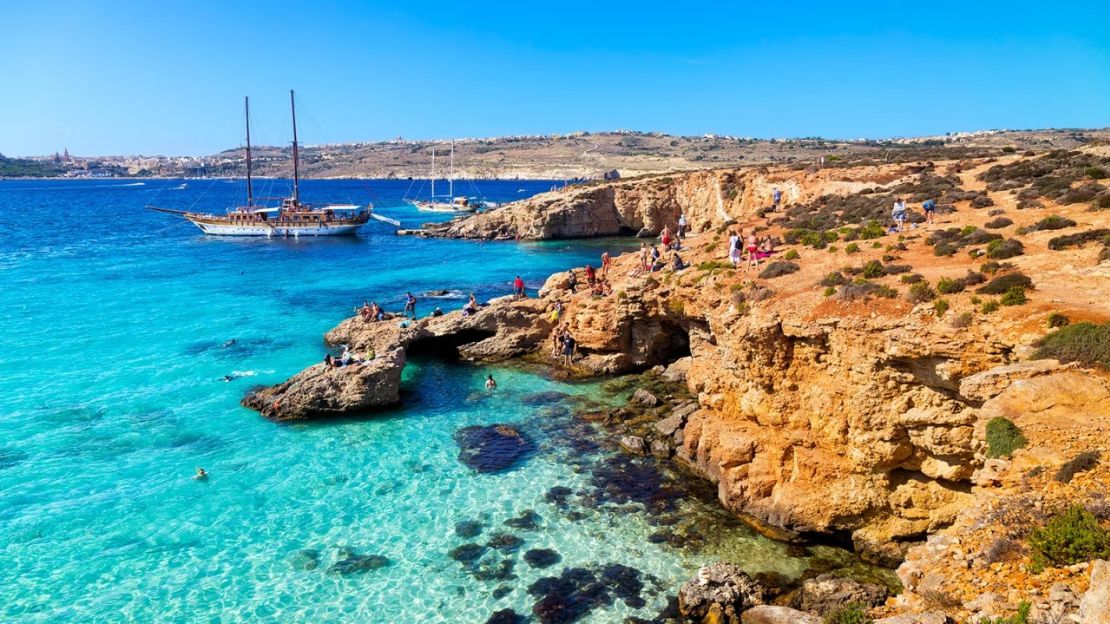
[485,375,497,390]
[194,467,209,481]
[222,375,234,383]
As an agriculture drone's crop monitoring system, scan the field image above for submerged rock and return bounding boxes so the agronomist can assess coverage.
[485,608,525,624]
[455,520,485,538]
[289,549,320,571]
[529,567,613,624]
[454,424,535,473]
[328,553,391,575]
[449,543,488,563]
[522,391,570,406]
[741,605,822,624]
[523,548,562,569]
[630,388,661,407]
[620,435,646,454]
[678,562,765,622]
[504,509,543,530]
[487,533,525,551]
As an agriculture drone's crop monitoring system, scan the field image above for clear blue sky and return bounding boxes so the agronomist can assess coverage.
[2,1,1108,156]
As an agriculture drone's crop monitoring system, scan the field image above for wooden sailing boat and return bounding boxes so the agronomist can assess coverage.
[406,141,479,213]
[150,91,372,237]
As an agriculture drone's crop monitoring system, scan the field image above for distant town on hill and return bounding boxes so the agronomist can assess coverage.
[3,128,1108,180]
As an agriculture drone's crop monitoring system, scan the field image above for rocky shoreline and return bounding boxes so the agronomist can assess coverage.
[244,150,1110,623]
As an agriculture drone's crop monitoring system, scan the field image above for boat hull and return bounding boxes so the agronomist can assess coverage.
[407,199,476,213]
[189,220,366,237]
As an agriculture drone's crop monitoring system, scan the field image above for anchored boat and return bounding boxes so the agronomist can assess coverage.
[149,91,372,237]
[405,141,490,213]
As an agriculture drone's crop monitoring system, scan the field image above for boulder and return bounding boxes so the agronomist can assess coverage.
[620,435,646,454]
[241,350,405,420]
[741,605,822,624]
[631,388,662,407]
[662,356,692,384]
[650,438,673,459]
[798,574,889,612]
[454,424,535,473]
[679,562,765,623]
[958,360,1069,402]
[1079,560,1110,624]
[874,614,950,624]
[655,413,685,437]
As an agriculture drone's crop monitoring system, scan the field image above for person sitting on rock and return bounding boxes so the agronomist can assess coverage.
[357,301,373,321]
[324,353,336,368]
[566,270,578,293]
[671,251,686,271]
[584,264,597,286]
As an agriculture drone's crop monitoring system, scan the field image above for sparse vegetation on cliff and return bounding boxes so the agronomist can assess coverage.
[985,417,1027,458]
[1034,322,1110,369]
[1046,228,1110,250]
[1016,215,1076,234]
[1028,505,1110,570]
[823,602,873,624]
[758,261,800,279]
[978,273,1033,295]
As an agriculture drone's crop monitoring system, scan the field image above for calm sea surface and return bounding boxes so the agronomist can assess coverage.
[0,178,888,622]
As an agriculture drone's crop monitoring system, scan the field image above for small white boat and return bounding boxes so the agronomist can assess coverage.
[406,141,488,213]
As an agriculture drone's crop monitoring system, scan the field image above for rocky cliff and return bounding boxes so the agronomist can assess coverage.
[251,149,1110,622]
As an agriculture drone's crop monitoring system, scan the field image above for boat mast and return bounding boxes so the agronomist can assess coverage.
[244,96,253,207]
[290,89,300,204]
[431,147,436,198]
[449,140,454,198]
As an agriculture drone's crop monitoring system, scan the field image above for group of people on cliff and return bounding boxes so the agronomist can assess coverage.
[727,230,776,270]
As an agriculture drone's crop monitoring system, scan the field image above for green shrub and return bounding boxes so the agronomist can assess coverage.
[1047,228,1110,250]
[845,243,861,254]
[936,277,965,294]
[824,602,873,624]
[758,261,800,279]
[1028,506,1110,570]
[668,299,685,315]
[900,273,924,284]
[697,260,734,271]
[1086,166,1108,180]
[883,264,911,275]
[982,299,1001,313]
[1034,322,1110,369]
[907,281,936,303]
[951,312,973,328]
[979,273,1033,294]
[827,245,838,253]
[823,286,836,297]
[984,217,1014,229]
[821,272,847,287]
[1017,215,1077,234]
[1001,146,1016,154]
[784,249,800,260]
[933,298,950,316]
[1047,312,1070,328]
[986,417,1027,458]
[1000,285,1028,306]
[980,261,1002,274]
[861,260,884,279]
[986,238,1025,260]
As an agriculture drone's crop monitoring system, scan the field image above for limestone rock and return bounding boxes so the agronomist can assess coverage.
[655,412,685,437]
[1079,560,1110,624]
[620,435,646,454]
[798,574,890,612]
[678,563,765,622]
[874,613,950,624]
[241,349,405,420]
[958,359,1069,402]
[662,356,692,384]
[650,438,673,459]
[630,388,662,407]
[741,605,822,624]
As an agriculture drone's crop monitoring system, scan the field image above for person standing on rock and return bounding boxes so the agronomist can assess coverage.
[660,226,672,250]
[677,213,688,240]
[638,243,650,274]
[513,275,526,300]
[404,292,417,318]
[600,251,612,277]
[772,187,783,211]
[728,230,741,266]
[561,331,577,367]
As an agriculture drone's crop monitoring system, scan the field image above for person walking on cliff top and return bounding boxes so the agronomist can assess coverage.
[728,230,741,267]
[677,213,688,240]
[404,292,417,318]
[892,198,908,233]
[922,198,937,226]
[513,275,526,300]
[772,187,783,211]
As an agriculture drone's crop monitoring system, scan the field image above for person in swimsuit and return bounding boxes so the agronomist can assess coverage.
[485,375,497,390]
[600,251,612,276]
[660,227,671,250]
[638,243,650,273]
[561,332,577,366]
[404,292,417,318]
[584,264,597,286]
[194,467,209,481]
[745,234,760,271]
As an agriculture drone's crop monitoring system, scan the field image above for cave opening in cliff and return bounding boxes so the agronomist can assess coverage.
[407,329,497,361]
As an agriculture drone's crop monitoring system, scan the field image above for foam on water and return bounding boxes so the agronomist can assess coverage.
[0,179,892,622]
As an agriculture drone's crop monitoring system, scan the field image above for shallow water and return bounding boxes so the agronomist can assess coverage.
[0,179,890,622]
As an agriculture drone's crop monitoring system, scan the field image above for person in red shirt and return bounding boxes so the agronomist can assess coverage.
[513,275,526,300]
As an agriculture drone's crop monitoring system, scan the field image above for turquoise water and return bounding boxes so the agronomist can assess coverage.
[0,179,884,623]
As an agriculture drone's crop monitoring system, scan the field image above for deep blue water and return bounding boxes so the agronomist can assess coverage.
[0,178,885,622]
